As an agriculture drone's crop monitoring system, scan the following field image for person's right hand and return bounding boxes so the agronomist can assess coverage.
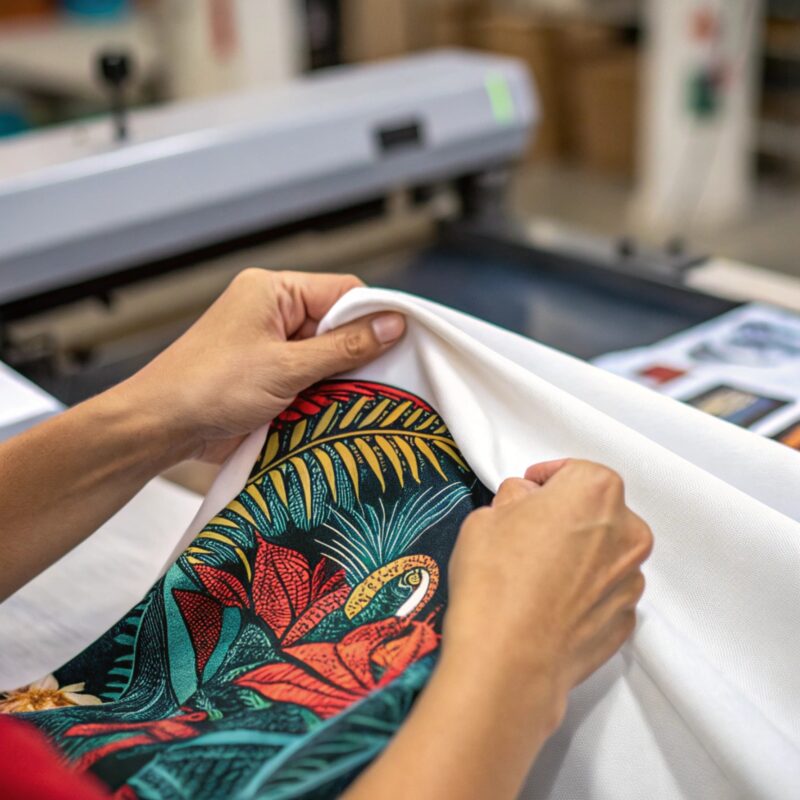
[443,459,653,733]
[344,461,651,800]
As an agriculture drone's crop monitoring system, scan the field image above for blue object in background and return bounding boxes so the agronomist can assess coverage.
[61,0,130,19]
[0,94,29,139]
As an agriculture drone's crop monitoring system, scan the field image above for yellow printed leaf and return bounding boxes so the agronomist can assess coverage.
[245,484,271,523]
[261,431,280,468]
[334,441,360,500]
[198,531,235,546]
[355,439,385,491]
[246,391,464,510]
[339,396,370,429]
[416,437,448,481]
[269,469,289,506]
[311,402,338,440]
[379,400,411,428]
[289,456,312,520]
[433,439,468,470]
[394,436,420,483]
[402,407,424,428]
[208,516,239,529]
[312,447,338,503]
[375,435,404,486]
[416,414,439,431]
[289,419,307,450]
[227,499,256,527]
[358,398,391,428]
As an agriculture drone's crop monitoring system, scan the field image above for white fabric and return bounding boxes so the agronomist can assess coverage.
[1,288,798,798]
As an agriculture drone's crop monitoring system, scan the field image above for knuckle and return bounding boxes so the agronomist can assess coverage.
[337,328,370,359]
[234,267,264,286]
[632,520,654,561]
[582,464,624,499]
[496,477,526,497]
[497,478,517,494]
[600,467,624,495]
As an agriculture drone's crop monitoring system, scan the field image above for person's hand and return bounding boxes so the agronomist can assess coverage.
[443,459,653,734]
[116,269,405,463]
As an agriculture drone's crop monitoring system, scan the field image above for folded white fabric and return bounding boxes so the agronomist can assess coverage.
[2,287,798,798]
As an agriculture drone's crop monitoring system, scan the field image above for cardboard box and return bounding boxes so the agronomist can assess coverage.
[471,11,566,162]
[340,0,412,63]
[340,0,480,62]
[408,0,487,50]
[0,0,55,19]
[472,10,639,171]
[570,48,638,176]
[339,3,639,173]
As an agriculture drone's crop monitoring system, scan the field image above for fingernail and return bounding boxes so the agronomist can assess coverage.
[371,313,405,344]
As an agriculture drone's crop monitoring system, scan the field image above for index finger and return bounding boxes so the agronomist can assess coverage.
[295,272,365,323]
[275,271,365,339]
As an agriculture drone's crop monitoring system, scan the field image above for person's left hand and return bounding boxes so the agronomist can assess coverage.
[116,269,405,463]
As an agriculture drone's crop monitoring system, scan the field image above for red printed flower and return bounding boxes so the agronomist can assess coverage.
[234,615,439,719]
[173,540,349,676]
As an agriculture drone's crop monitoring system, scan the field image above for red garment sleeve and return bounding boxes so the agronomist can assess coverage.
[0,715,111,799]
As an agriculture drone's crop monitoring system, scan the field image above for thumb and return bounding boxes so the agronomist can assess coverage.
[282,312,406,389]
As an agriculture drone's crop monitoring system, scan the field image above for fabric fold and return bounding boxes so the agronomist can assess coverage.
[2,287,798,798]
[162,287,800,796]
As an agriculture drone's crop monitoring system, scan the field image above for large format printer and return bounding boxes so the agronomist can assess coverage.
[0,49,753,403]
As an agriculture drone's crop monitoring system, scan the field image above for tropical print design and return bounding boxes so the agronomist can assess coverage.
[13,380,491,799]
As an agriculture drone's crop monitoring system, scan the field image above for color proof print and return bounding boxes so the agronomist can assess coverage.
[772,420,800,451]
[685,384,789,428]
[689,319,800,367]
[637,364,687,386]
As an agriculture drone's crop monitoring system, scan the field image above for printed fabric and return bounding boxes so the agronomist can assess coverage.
[12,380,491,798]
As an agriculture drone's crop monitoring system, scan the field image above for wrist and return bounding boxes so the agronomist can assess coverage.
[95,380,198,472]
[437,642,568,740]
[436,642,567,742]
